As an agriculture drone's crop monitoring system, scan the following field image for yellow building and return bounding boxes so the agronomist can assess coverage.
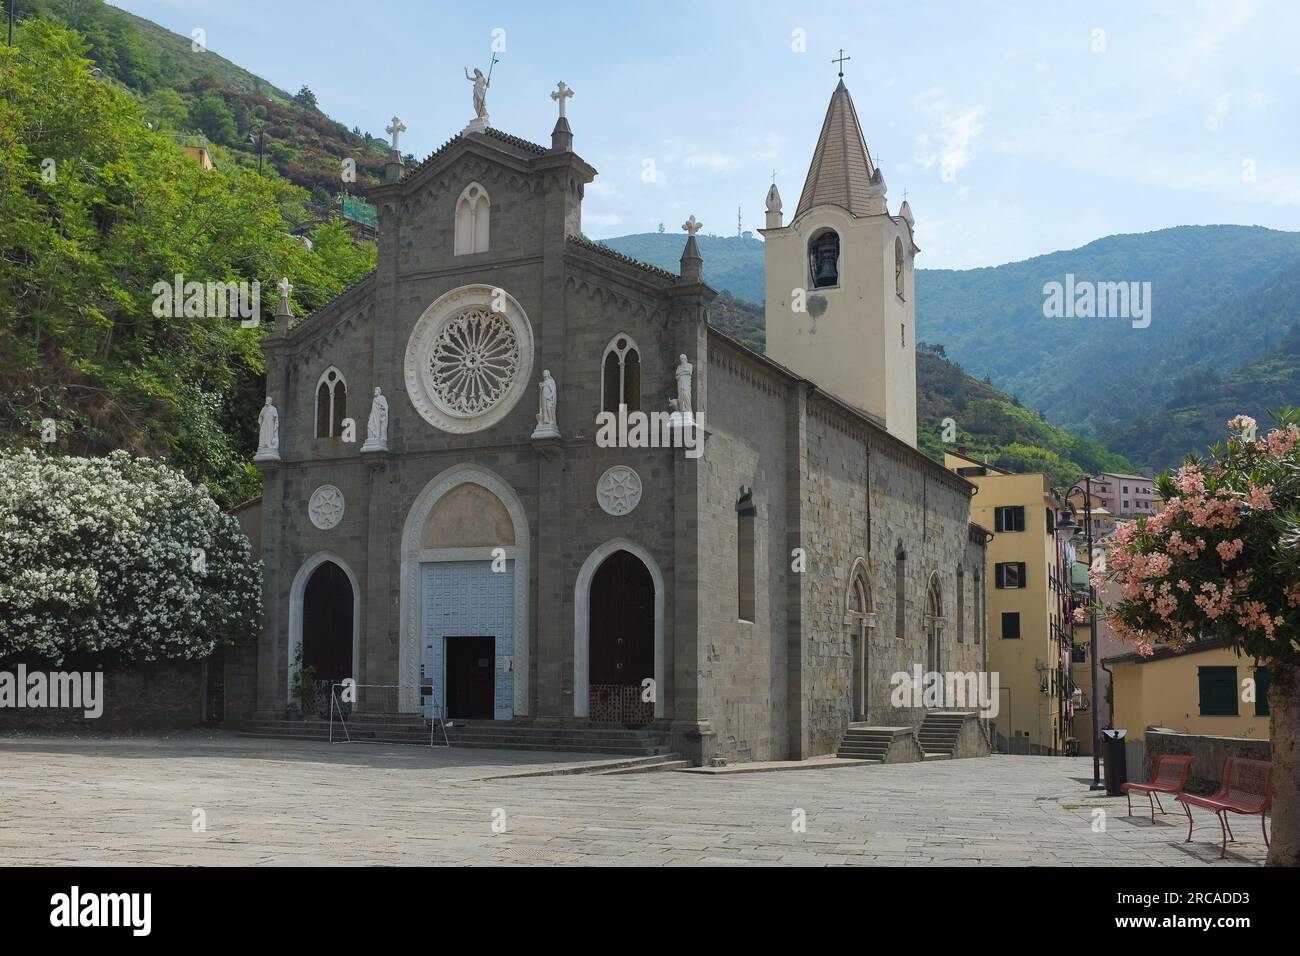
[945,452,1070,753]
[1105,641,1271,741]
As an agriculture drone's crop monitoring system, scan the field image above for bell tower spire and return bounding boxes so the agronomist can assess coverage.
[759,80,918,447]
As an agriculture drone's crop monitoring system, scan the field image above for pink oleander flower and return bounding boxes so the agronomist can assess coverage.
[1073,607,1086,623]
[1216,538,1244,563]
[1264,423,1300,458]
[1245,483,1274,510]
[1228,415,1258,438]
[1173,464,1205,495]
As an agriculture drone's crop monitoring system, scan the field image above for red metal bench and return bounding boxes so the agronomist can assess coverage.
[1121,754,1191,821]
[1175,757,1272,859]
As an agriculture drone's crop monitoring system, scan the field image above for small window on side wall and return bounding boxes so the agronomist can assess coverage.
[1198,666,1238,716]
[736,491,757,623]
[894,237,905,298]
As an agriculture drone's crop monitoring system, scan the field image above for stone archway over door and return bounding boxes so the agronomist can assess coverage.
[588,550,655,725]
[398,464,530,718]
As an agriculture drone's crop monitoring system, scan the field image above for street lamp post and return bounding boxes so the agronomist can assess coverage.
[1058,478,1104,790]
[248,127,265,176]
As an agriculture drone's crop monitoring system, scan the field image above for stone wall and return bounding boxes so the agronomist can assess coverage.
[699,334,983,761]
[0,661,206,731]
[698,342,793,762]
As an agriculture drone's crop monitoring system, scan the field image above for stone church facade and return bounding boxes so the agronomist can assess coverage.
[251,81,987,765]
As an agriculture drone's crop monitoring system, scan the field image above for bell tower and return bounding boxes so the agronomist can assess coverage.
[760,78,919,447]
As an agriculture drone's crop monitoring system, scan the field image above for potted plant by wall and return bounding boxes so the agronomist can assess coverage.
[287,644,316,721]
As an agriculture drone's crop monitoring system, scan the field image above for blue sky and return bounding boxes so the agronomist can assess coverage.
[115,0,1300,269]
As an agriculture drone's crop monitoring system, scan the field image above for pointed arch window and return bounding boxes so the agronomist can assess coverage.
[601,333,641,413]
[454,182,490,255]
[315,366,347,438]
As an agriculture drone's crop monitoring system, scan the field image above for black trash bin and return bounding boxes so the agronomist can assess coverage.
[1101,728,1127,796]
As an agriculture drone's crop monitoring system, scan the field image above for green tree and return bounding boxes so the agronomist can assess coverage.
[192,90,236,145]
[1102,411,1300,865]
[143,87,189,131]
[292,84,318,111]
[0,19,375,505]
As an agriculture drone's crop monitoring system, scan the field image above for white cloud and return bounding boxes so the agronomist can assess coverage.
[913,89,986,183]
[1204,92,1232,131]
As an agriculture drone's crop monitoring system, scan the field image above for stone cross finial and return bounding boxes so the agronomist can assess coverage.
[386,116,407,151]
[277,276,292,311]
[550,81,574,118]
[682,215,703,237]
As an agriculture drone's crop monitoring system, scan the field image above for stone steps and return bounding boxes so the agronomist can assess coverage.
[240,717,674,756]
[917,711,974,757]
[591,757,691,775]
[836,728,896,761]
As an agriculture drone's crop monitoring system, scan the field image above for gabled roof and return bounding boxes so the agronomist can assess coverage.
[402,127,548,182]
[794,80,880,220]
[567,235,679,284]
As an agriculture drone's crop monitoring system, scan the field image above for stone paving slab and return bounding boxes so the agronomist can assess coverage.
[0,732,1268,866]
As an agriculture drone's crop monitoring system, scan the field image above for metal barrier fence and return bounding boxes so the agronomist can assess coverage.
[328,683,425,744]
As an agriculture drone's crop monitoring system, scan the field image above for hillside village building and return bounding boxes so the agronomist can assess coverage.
[945,451,1073,754]
[245,76,988,764]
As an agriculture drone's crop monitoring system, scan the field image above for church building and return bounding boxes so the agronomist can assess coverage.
[249,75,988,764]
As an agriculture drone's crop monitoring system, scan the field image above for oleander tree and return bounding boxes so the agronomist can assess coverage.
[0,450,261,666]
[1099,410,1300,866]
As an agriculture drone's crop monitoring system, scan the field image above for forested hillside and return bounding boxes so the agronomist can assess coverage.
[0,18,376,506]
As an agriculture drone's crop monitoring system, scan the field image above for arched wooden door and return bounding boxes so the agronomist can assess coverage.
[588,550,655,725]
[302,560,353,685]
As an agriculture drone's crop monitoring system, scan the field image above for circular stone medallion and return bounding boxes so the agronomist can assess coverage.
[596,465,643,516]
[309,484,346,530]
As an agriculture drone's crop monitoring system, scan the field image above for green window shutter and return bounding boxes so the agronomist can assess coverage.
[1255,667,1270,717]
[1198,666,1238,716]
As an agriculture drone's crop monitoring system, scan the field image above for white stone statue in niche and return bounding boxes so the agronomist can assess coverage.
[361,386,389,452]
[254,396,280,461]
[531,369,560,439]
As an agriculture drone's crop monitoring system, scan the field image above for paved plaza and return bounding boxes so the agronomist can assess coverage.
[0,733,1267,866]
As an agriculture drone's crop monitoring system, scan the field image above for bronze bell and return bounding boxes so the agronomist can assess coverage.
[812,232,839,288]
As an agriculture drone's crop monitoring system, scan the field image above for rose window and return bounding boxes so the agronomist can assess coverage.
[428,308,521,417]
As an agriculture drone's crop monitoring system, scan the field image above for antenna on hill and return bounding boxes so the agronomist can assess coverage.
[737,206,742,237]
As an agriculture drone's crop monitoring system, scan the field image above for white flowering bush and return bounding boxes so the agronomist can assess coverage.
[0,450,261,665]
